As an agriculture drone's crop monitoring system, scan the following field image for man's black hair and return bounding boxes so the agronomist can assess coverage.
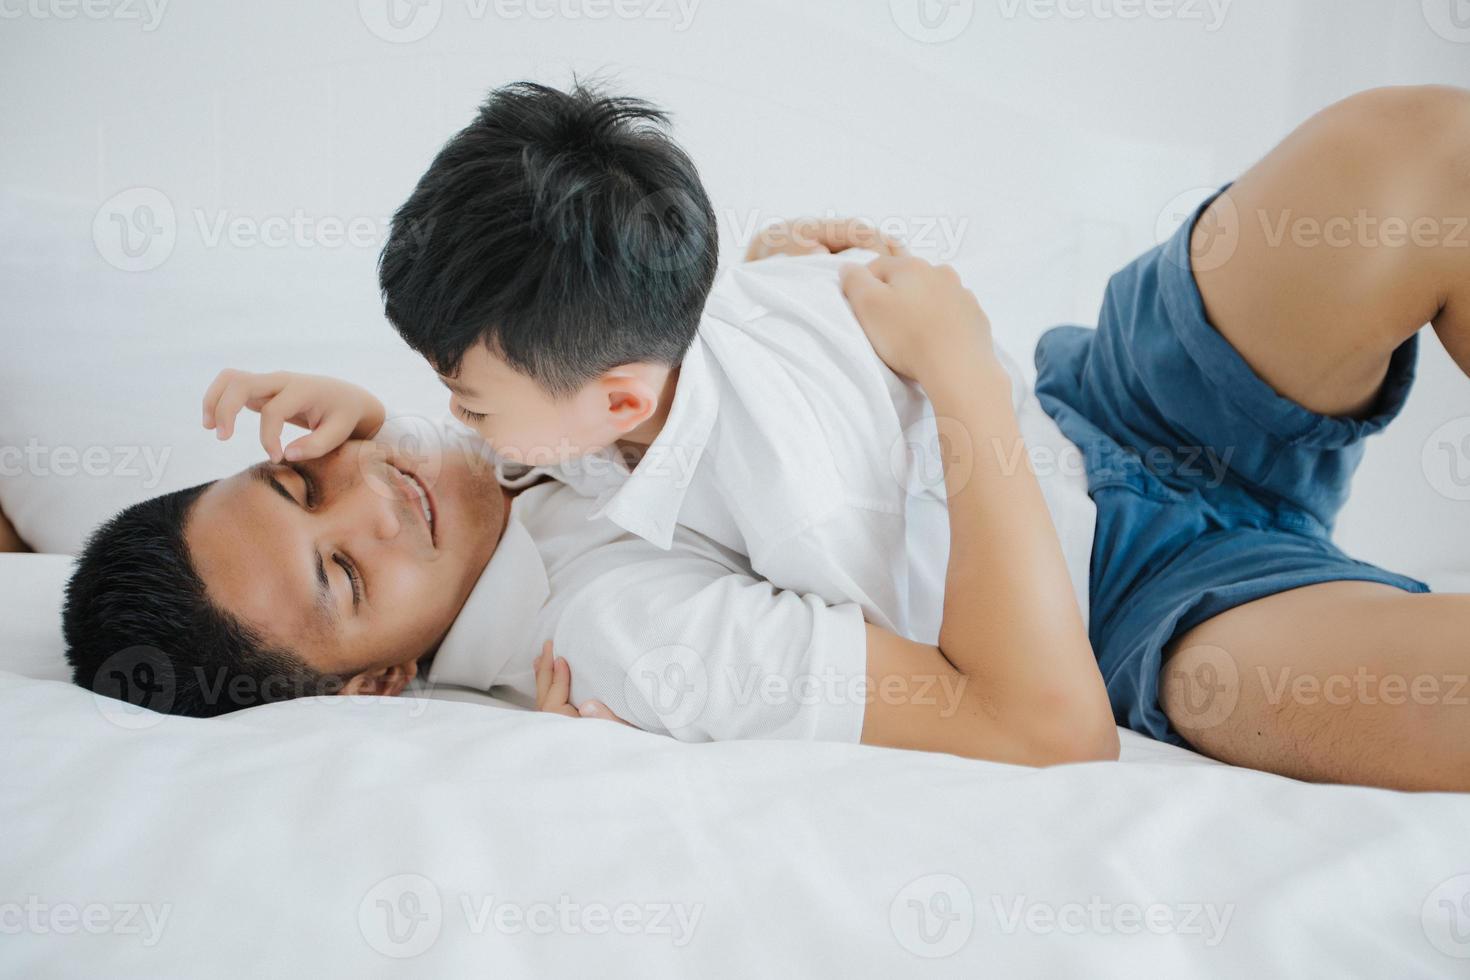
[378,80,719,396]
[62,484,344,718]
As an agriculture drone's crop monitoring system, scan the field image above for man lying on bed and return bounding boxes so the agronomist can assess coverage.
[65,84,1470,790]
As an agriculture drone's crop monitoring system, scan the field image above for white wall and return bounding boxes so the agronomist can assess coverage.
[1,0,1468,572]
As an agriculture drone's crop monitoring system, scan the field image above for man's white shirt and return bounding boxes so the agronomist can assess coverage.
[428,479,870,743]
[427,251,1096,742]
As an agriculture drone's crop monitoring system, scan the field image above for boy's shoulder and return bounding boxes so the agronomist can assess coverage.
[685,251,919,515]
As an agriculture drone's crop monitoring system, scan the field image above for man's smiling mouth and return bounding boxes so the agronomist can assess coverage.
[389,464,436,545]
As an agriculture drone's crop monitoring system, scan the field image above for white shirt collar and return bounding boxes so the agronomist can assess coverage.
[425,509,548,693]
[586,333,720,549]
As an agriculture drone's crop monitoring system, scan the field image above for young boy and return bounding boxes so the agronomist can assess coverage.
[369,80,1097,644]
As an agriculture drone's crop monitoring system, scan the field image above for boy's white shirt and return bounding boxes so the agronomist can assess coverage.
[422,251,1097,742]
[543,250,1094,640]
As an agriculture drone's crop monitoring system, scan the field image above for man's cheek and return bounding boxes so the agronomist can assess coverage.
[375,568,444,627]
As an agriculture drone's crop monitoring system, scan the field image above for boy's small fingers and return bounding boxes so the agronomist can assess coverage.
[546,656,571,708]
[534,645,553,706]
[216,374,285,441]
[258,390,305,463]
[579,701,632,726]
[201,370,233,428]
[212,382,251,441]
[282,413,353,462]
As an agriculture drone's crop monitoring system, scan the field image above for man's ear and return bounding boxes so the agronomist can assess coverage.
[338,658,418,698]
[595,365,666,434]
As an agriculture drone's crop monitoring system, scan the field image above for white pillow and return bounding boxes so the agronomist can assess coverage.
[0,553,76,681]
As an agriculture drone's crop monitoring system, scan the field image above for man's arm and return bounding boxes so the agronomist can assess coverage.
[0,502,30,553]
[843,257,1118,765]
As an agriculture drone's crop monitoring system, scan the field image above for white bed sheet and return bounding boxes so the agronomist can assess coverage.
[2,553,1465,977]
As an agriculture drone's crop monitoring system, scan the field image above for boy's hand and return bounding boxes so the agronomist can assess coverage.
[534,641,631,725]
[744,217,907,262]
[201,369,386,464]
[839,256,997,384]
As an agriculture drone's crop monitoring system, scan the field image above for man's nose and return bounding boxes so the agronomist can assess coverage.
[331,484,402,542]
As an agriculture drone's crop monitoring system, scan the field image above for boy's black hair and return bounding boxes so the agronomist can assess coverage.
[378,80,719,396]
[62,484,343,718]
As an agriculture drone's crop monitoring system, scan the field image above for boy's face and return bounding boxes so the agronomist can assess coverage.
[439,342,656,467]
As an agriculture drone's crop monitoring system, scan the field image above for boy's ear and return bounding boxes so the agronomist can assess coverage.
[339,658,417,698]
[596,365,665,434]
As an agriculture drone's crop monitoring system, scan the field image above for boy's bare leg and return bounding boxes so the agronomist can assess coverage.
[1161,85,1470,791]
